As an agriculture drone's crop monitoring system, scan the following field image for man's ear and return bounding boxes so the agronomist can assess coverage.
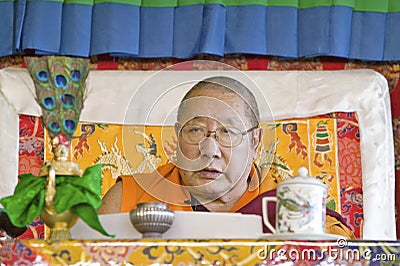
[252,127,263,152]
[174,122,181,137]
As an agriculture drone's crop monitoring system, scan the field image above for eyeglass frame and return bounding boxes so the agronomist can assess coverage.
[178,123,259,148]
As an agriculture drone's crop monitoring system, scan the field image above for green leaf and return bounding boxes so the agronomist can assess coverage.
[72,204,115,237]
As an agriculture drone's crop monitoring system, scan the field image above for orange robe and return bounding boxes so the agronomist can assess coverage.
[118,163,355,238]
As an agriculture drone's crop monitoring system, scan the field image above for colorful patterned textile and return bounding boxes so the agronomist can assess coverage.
[18,112,362,239]
[1,1,400,60]
[66,114,360,208]
[1,239,400,265]
[79,99,364,234]
[18,116,43,177]
[17,116,45,240]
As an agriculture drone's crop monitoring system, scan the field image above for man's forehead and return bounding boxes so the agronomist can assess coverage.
[184,116,242,126]
[178,96,248,126]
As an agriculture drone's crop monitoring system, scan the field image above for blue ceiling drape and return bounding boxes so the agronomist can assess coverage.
[1,1,400,61]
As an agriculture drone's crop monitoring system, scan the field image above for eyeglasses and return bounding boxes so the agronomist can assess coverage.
[180,124,258,147]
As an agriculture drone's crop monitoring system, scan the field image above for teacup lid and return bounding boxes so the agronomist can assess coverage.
[279,166,328,188]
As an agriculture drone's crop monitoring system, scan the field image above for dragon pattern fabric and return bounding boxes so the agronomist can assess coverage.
[68,114,360,213]
[18,112,362,238]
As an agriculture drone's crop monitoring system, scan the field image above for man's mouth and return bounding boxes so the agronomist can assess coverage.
[199,168,223,179]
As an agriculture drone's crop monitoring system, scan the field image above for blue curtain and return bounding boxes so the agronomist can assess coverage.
[1,1,400,61]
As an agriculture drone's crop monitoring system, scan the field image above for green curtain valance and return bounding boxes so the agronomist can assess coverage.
[18,0,400,12]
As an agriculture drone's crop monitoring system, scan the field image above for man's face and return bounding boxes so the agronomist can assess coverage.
[175,90,262,202]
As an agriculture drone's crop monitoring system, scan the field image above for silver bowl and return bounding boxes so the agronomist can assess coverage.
[129,202,175,238]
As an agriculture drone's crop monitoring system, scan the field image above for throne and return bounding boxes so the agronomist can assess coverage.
[0,68,395,240]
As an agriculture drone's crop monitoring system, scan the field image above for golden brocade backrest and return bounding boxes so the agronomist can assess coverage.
[46,112,362,237]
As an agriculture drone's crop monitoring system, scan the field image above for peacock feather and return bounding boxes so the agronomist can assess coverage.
[25,56,90,141]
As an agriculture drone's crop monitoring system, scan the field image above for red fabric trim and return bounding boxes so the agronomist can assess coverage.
[390,80,400,118]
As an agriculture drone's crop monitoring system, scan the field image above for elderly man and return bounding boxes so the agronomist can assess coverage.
[99,76,354,238]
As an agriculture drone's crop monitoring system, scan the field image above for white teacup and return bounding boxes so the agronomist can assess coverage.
[262,167,328,234]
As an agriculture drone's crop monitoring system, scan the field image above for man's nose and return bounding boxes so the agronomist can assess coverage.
[199,137,222,159]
